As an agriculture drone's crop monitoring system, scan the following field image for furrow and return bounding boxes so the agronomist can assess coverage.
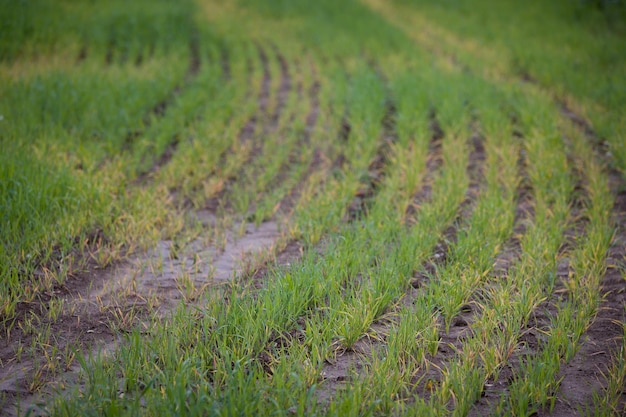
[241,64,417,407]
[492,137,533,280]
[271,45,292,128]
[176,47,303,291]
[257,44,272,120]
[289,61,356,246]
[462,102,580,416]
[237,44,271,148]
[277,57,323,216]
[225,46,302,218]
[409,115,487,294]
[370,84,528,415]
[155,41,257,211]
[404,127,516,413]
[344,100,394,222]
[250,56,325,225]
[104,39,114,65]
[318,90,477,410]
[186,29,201,80]
[405,109,445,221]
[94,35,203,171]
[364,0,626,181]
[8,2,622,415]
[129,26,205,178]
[219,45,231,81]
[202,43,271,214]
[75,46,87,64]
[422,129,528,415]
[533,131,624,417]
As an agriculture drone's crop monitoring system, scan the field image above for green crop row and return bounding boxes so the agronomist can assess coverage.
[372,0,626,176]
[1,0,623,415]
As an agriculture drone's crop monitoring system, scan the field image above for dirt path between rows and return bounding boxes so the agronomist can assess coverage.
[0,216,289,416]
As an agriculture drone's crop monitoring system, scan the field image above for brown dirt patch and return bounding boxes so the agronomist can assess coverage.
[0,218,287,416]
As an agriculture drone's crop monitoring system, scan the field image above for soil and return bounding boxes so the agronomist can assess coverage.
[0,217,288,416]
[316,338,373,405]
[405,110,444,220]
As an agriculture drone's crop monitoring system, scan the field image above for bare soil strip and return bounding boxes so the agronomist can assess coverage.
[470,133,623,415]
[315,333,381,406]
[75,46,87,64]
[237,45,273,143]
[346,97,395,221]
[271,45,291,127]
[419,118,486,277]
[535,108,625,417]
[219,46,231,81]
[541,180,626,417]
[134,51,143,67]
[469,227,568,411]
[186,30,201,80]
[315,111,485,407]
[405,109,444,221]
[467,142,537,416]
[135,28,203,179]
[305,75,321,141]
[104,39,114,65]
[0,218,285,416]
[241,48,308,220]
[278,59,322,215]
[204,43,273,213]
[560,103,597,145]
[407,109,453,283]
[291,94,403,405]
[492,133,532,280]
[406,123,489,404]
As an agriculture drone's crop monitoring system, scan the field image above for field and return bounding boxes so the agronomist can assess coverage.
[1,0,626,415]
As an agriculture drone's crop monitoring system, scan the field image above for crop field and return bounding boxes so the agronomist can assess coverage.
[1,0,626,415]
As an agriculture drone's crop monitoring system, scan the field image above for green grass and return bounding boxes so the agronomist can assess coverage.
[374,0,626,175]
[1,0,624,416]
